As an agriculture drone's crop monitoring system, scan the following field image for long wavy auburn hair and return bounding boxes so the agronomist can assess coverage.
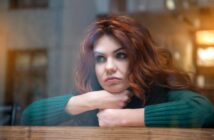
[75,16,195,103]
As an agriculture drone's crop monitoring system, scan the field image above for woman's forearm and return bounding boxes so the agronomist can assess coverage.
[21,95,73,125]
[66,90,130,115]
[66,93,96,115]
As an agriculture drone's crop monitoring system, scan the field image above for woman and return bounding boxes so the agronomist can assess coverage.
[21,16,214,127]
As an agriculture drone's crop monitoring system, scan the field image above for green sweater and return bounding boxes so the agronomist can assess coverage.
[21,89,214,127]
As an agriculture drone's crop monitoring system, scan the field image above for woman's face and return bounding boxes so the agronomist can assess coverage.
[94,35,129,93]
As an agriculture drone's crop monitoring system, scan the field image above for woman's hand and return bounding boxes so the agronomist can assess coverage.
[97,109,145,127]
[66,90,131,115]
[97,109,126,127]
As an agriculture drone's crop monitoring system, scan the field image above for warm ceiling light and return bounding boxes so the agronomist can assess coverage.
[197,47,214,66]
[166,0,175,10]
[196,30,214,45]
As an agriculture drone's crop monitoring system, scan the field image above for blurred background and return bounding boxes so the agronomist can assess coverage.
[0,0,214,125]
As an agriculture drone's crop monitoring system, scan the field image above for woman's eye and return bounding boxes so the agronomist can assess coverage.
[116,52,127,59]
[95,56,106,63]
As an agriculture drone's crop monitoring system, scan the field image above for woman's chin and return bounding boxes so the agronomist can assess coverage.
[103,86,127,93]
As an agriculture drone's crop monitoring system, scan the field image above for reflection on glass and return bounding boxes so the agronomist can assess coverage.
[197,75,205,88]
[197,47,214,66]
[15,54,30,71]
[196,30,214,45]
[10,0,49,9]
[32,53,48,68]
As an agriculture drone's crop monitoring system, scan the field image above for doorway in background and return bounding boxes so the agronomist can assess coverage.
[4,49,48,124]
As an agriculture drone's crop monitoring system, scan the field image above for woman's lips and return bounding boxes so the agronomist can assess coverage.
[104,77,122,84]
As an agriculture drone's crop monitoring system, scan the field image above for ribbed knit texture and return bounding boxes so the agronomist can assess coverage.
[145,90,214,127]
[21,94,73,125]
[21,90,214,127]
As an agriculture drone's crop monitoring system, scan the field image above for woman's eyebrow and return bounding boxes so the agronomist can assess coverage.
[94,47,124,55]
[113,47,124,53]
[93,51,103,56]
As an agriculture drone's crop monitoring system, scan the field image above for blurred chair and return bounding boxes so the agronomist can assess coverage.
[0,105,18,125]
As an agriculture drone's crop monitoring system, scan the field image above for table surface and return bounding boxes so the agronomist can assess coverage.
[0,126,214,140]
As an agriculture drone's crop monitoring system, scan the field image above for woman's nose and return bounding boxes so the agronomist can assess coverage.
[105,58,117,74]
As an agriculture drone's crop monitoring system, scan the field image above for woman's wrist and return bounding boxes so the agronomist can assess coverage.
[97,108,145,127]
[66,92,96,115]
[122,108,145,126]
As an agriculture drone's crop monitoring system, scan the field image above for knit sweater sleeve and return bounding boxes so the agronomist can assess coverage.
[144,90,214,127]
[21,94,74,126]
